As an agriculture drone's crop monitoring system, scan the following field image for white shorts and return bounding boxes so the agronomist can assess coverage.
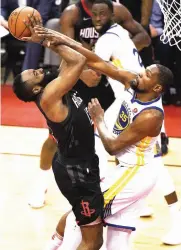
[153,155,163,169]
[101,162,158,230]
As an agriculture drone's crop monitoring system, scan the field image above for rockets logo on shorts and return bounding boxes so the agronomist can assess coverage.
[113,101,131,135]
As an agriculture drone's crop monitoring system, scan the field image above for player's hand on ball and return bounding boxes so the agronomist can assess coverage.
[34,26,82,48]
[88,98,104,124]
[22,15,43,43]
[34,26,66,45]
[34,26,56,40]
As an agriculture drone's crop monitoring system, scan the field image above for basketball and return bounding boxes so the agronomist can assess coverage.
[8,7,41,40]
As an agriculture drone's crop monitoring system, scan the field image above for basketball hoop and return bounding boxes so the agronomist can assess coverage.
[156,0,181,50]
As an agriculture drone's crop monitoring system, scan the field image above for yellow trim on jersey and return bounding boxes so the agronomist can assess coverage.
[112,59,123,69]
[136,137,152,165]
[103,137,152,207]
[104,165,140,207]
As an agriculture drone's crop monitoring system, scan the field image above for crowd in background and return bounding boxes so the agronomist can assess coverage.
[1,0,181,106]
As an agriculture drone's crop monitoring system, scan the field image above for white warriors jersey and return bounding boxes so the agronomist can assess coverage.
[104,88,164,167]
[94,23,145,98]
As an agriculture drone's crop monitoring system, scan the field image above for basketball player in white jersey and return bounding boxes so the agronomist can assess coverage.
[91,0,144,180]
[33,21,175,250]
[33,1,180,248]
[91,0,181,245]
[29,2,180,248]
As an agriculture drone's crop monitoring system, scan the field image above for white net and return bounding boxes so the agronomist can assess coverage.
[156,0,181,50]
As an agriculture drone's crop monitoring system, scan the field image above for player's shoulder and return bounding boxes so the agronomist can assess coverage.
[96,30,119,46]
[107,23,119,32]
[61,4,79,22]
[102,24,120,38]
[143,108,163,116]
[139,108,164,123]
[113,2,131,23]
[100,24,129,46]
[63,3,78,12]
[106,23,127,35]
[113,1,126,11]
[133,108,163,136]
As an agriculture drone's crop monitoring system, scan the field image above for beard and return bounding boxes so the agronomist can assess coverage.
[97,20,113,35]
[130,78,146,93]
[39,69,59,88]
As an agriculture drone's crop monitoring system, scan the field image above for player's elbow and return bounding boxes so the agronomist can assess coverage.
[108,147,120,156]
[73,55,87,73]
[141,29,151,47]
[135,29,151,50]
[144,32,151,47]
[72,53,87,67]
[78,54,87,67]
[107,148,118,156]
[105,142,119,156]
[107,149,115,156]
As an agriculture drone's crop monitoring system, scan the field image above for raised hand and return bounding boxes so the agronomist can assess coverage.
[34,26,67,45]
[21,14,44,43]
[34,26,82,48]
[88,98,104,124]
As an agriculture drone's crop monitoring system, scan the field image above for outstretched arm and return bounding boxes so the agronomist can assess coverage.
[22,16,86,122]
[88,99,163,156]
[34,26,138,86]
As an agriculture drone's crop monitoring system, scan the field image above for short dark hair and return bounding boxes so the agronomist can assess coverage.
[93,0,113,13]
[13,73,36,102]
[156,64,173,92]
